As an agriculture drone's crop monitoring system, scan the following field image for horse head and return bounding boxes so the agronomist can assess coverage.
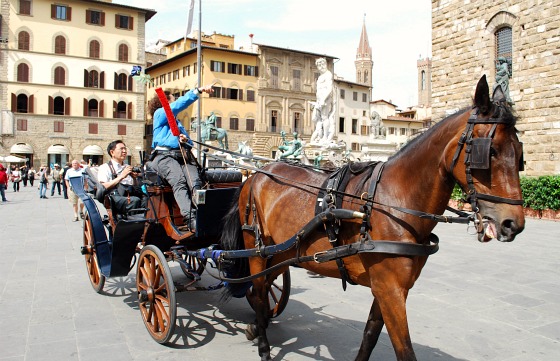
[449,75,525,243]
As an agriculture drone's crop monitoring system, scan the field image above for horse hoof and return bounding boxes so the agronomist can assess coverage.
[245,323,257,341]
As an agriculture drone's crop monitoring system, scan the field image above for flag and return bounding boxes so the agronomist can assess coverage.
[185,0,195,42]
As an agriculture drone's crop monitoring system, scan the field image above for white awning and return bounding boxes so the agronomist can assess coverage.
[47,144,69,154]
[82,145,104,156]
[10,143,34,154]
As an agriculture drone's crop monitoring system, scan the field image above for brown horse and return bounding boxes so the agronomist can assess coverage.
[220,75,525,360]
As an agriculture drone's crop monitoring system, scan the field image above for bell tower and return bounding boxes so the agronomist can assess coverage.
[355,15,373,89]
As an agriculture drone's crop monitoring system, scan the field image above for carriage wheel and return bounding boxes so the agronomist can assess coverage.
[82,213,105,293]
[136,245,177,344]
[179,254,206,279]
[247,268,291,318]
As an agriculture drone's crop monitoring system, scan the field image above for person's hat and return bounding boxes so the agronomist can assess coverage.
[54,163,60,167]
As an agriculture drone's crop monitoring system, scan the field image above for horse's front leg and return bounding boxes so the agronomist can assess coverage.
[355,298,384,361]
[245,271,272,360]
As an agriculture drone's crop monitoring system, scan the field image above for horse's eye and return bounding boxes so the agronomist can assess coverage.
[490,147,497,157]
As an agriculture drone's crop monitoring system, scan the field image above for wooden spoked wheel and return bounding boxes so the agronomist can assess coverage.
[82,213,105,293]
[136,245,176,344]
[248,268,291,318]
[179,254,206,279]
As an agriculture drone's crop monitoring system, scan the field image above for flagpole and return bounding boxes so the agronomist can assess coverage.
[196,0,202,164]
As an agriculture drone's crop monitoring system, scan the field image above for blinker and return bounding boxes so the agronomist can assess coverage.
[519,142,525,171]
[470,137,492,169]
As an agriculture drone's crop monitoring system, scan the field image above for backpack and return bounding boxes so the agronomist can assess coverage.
[40,172,47,183]
[84,163,116,202]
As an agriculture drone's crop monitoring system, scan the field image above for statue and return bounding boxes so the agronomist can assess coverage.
[370,111,384,139]
[494,57,513,104]
[191,114,229,149]
[235,141,253,157]
[313,152,323,168]
[279,132,303,159]
[309,58,335,144]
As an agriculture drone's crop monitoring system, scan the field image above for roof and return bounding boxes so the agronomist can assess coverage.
[79,0,156,21]
[254,43,338,60]
[371,99,397,107]
[385,115,424,123]
[335,78,371,89]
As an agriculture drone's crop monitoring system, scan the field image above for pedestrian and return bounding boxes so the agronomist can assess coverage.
[50,163,62,196]
[148,84,214,231]
[38,166,49,198]
[61,162,70,199]
[28,167,35,187]
[11,166,21,192]
[0,163,8,202]
[65,159,85,221]
[20,165,28,187]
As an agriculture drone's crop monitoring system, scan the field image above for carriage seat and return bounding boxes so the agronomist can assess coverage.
[144,161,242,187]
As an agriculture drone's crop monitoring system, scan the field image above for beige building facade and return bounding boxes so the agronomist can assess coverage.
[432,0,560,176]
[0,0,155,167]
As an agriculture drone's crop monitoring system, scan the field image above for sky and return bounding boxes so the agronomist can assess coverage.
[113,0,432,108]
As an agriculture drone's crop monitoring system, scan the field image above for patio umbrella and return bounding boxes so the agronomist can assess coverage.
[2,155,27,163]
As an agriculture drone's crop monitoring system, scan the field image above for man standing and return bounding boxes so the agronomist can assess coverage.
[65,160,85,221]
[148,85,213,231]
[0,163,8,202]
[50,164,62,196]
[97,140,145,216]
[60,162,70,199]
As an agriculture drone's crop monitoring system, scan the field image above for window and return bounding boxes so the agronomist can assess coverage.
[115,15,133,30]
[52,96,65,115]
[246,89,255,102]
[118,124,126,135]
[339,117,345,133]
[293,69,301,91]
[167,73,171,82]
[17,119,28,131]
[19,0,31,15]
[351,142,360,151]
[340,89,345,99]
[361,125,369,135]
[54,35,66,54]
[270,110,278,132]
[421,70,426,90]
[51,5,71,21]
[15,94,31,113]
[115,101,127,118]
[246,118,255,131]
[88,123,98,134]
[226,88,239,100]
[353,92,358,101]
[244,65,258,76]
[293,112,302,134]
[362,93,367,102]
[352,119,358,134]
[229,117,239,130]
[17,63,29,82]
[118,44,128,62]
[182,65,190,77]
[210,86,222,98]
[54,121,64,132]
[86,70,99,88]
[270,66,279,88]
[496,26,513,75]
[18,31,30,50]
[115,73,128,90]
[389,127,396,135]
[211,61,225,72]
[400,128,407,136]
[54,66,65,85]
[86,10,104,25]
[86,99,99,117]
[89,40,100,58]
[228,63,242,75]
[173,69,179,80]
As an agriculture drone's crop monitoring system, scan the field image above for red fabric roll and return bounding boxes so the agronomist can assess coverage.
[155,87,180,136]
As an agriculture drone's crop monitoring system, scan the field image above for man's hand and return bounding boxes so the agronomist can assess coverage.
[179,134,188,143]
[121,165,133,179]
[198,84,214,94]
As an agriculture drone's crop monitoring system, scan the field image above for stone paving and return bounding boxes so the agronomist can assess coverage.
[0,184,559,360]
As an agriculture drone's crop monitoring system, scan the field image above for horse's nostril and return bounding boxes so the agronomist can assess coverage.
[501,219,518,236]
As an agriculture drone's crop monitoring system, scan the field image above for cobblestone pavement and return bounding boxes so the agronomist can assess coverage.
[0,184,559,360]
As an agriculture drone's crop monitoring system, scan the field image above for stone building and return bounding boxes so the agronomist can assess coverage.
[432,0,560,175]
[0,0,155,167]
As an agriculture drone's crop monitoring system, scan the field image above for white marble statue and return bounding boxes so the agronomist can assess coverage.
[309,58,335,144]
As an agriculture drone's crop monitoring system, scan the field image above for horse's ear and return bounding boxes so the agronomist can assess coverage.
[492,84,506,103]
[474,75,491,114]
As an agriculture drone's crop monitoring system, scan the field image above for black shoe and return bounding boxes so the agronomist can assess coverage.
[178,211,197,232]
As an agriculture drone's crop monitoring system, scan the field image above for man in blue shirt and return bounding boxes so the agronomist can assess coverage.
[148,85,213,231]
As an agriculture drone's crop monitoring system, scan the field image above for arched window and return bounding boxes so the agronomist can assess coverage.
[421,70,426,90]
[88,70,99,88]
[54,66,65,85]
[116,73,127,90]
[364,70,369,84]
[17,94,29,113]
[18,31,30,50]
[88,99,98,117]
[116,101,127,118]
[53,96,65,115]
[89,40,100,58]
[54,35,66,54]
[17,63,29,82]
[118,44,128,62]
[495,26,513,75]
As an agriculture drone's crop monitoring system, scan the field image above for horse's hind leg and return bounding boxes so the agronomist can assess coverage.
[355,298,384,361]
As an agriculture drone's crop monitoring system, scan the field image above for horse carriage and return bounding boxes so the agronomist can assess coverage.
[73,76,525,360]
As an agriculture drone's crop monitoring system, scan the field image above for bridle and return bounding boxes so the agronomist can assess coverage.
[449,103,524,215]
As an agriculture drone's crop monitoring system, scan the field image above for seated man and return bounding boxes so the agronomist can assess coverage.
[97,140,145,217]
[148,85,213,231]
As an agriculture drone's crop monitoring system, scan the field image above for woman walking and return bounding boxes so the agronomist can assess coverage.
[11,167,21,192]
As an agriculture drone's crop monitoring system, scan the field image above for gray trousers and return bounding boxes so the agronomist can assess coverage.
[151,154,201,217]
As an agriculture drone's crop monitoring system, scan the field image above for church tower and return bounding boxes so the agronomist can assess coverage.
[355,15,373,89]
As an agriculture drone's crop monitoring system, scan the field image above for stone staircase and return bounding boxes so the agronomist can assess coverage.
[251,135,272,157]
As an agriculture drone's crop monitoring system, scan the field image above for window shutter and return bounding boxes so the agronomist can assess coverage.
[99,100,104,118]
[65,97,71,115]
[255,66,259,77]
[84,69,88,87]
[113,100,117,118]
[100,71,105,89]
[128,75,133,91]
[239,89,243,101]
[129,16,133,30]
[83,98,88,116]
[100,12,105,26]
[11,93,16,112]
[221,88,226,98]
[128,102,133,119]
[48,96,53,114]
[114,73,117,90]
[86,10,91,23]
[51,4,56,19]
[115,14,118,27]
[244,65,248,75]
[29,95,34,113]
[67,7,71,21]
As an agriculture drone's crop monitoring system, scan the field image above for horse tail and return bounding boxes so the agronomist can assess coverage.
[219,184,251,301]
